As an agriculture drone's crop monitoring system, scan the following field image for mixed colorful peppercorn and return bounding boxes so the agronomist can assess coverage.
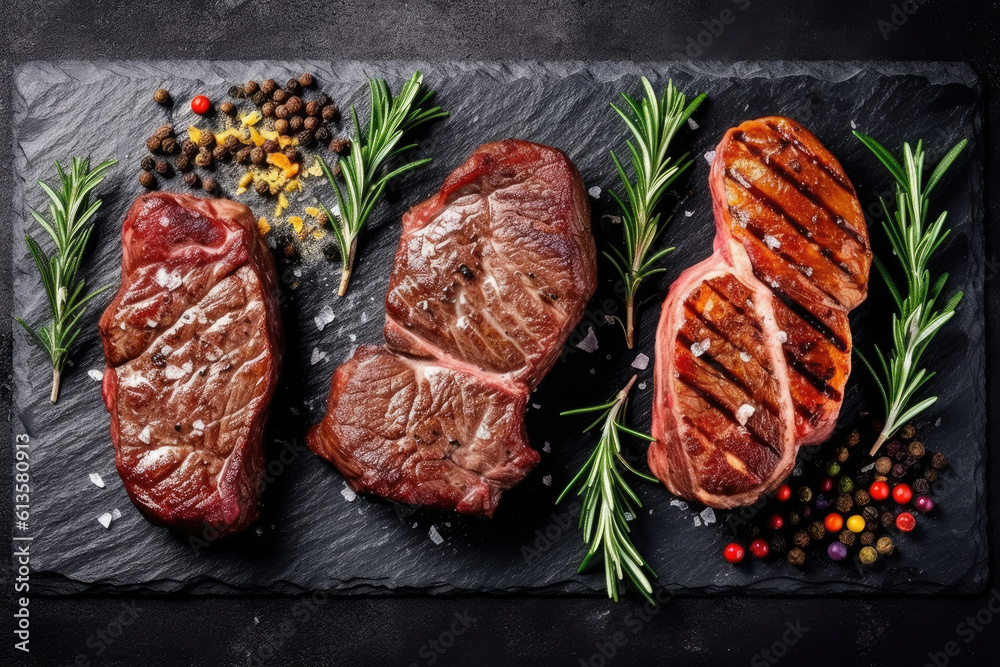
[720,419,948,567]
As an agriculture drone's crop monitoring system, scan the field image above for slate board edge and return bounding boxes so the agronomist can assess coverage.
[10,59,987,598]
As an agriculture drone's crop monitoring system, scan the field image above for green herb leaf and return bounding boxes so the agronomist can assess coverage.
[320,72,448,296]
[17,156,116,403]
[558,375,657,603]
[852,132,966,455]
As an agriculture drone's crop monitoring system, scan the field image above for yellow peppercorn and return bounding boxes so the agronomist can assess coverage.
[846,515,866,533]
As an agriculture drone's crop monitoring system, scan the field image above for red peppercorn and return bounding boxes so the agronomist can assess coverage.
[824,512,844,532]
[869,480,890,502]
[892,483,913,505]
[191,95,212,115]
[775,484,792,502]
[896,512,916,532]
[749,539,770,559]
[724,542,745,564]
[820,477,834,494]
[767,513,784,530]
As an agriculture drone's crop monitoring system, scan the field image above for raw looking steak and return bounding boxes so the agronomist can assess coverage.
[309,139,596,517]
[650,117,871,509]
[99,192,282,536]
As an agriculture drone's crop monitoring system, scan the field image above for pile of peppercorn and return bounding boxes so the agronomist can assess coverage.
[721,419,948,567]
[138,73,349,196]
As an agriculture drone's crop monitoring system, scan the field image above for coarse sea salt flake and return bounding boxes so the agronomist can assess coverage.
[97,513,113,529]
[542,475,552,486]
[429,525,444,545]
[576,327,599,353]
[310,348,328,365]
[693,516,702,527]
[670,499,689,511]
[700,507,716,525]
[314,305,335,331]
[739,351,751,363]
[777,331,788,343]
[192,419,205,432]
[341,485,357,502]
[164,365,186,380]
[88,369,104,382]
[687,117,700,130]
[588,186,602,198]
[543,442,551,453]
[631,352,649,370]
[89,473,105,488]
[111,509,121,520]
[704,150,716,163]
[763,234,781,250]
[138,425,152,444]
[736,403,756,426]
[638,382,646,390]
[684,210,694,217]
[690,338,711,357]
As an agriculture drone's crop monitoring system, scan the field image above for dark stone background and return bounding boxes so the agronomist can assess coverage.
[0,1,997,665]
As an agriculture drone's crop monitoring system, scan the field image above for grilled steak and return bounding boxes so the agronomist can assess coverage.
[309,139,596,517]
[650,117,871,508]
[99,193,282,535]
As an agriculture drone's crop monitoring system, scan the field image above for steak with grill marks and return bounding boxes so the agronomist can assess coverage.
[99,193,282,535]
[308,139,596,517]
[650,117,871,509]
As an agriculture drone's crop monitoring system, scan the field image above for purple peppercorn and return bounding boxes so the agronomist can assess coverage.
[828,541,848,561]
[914,495,935,513]
[815,495,831,510]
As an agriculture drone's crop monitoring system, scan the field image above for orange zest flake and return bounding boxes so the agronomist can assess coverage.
[187,125,203,145]
[266,153,300,179]
[275,192,289,217]
[241,111,262,126]
[257,217,271,235]
[249,127,266,146]
[288,216,305,237]
[284,178,302,193]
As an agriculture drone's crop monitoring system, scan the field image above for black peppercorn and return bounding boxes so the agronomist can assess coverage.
[788,510,801,527]
[900,424,916,439]
[183,171,200,187]
[140,156,155,171]
[787,548,806,566]
[798,486,813,503]
[297,130,316,147]
[202,176,218,193]
[212,145,229,162]
[235,147,251,164]
[251,90,266,107]
[286,96,303,115]
[154,160,172,177]
[195,148,213,168]
[244,80,259,96]
[793,530,810,548]
[254,179,269,195]
[198,131,215,148]
[228,85,245,99]
[328,137,350,153]
[835,494,853,513]
[891,463,907,479]
[272,89,288,104]
[886,440,902,457]
[835,446,849,464]
[305,100,320,117]
[315,126,331,143]
[175,154,191,172]
[262,102,276,118]
[285,78,301,94]
[862,505,878,521]
[223,135,239,151]
[770,533,787,553]
[316,93,332,108]
[262,79,278,96]
[182,139,198,156]
[154,124,174,139]
[303,115,320,132]
[289,115,304,132]
[219,101,236,116]
[153,88,171,105]
[924,468,939,483]
[876,536,894,555]
[913,478,930,495]
[847,429,861,446]
[866,519,879,532]
[321,104,339,122]
[854,489,871,506]
[298,72,314,88]
[275,119,290,135]
[860,531,875,546]
[838,529,856,546]
[250,147,266,166]
[161,137,177,154]
[880,512,895,528]
[275,105,289,120]
[283,147,299,163]
[875,456,892,475]
[139,171,156,189]
[807,521,825,541]
[931,452,947,470]
[332,162,341,178]
[146,136,162,152]
[260,139,276,155]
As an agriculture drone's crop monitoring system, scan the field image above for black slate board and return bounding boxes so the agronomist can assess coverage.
[11,60,986,596]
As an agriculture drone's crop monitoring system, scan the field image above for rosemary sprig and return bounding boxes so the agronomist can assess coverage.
[319,71,448,296]
[853,132,967,456]
[15,157,117,403]
[606,78,705,348]
[557,375,658,603]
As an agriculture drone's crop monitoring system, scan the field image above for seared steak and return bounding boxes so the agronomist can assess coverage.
[650,117,871,508]
[99,193,282,535]
[309,139,596,517]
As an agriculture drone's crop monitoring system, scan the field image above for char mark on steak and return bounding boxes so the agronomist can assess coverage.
[99,193,282,536]
[650,117,871,509]
[309,139,596,517]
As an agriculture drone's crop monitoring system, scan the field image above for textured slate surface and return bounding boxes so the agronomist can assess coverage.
[11,60,985,596]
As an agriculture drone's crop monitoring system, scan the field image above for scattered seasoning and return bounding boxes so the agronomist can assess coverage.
[272,89,288,104]
[875,456,892,475]
[827,541,847,561]
[195,148,213,168]
[139,171,156,189]
[191,95,212,115]
[140,155,155,171]
[146,136,162,152]
[787,548,806,566]
[896,512,916,532]
[932,452,948,470]
[838,529,855,546]
[854,489,870,506]
[154,160,173,177]
[900,424,916,439]
[875,536,895,555]
[912,478,930,495]
[915,495,934,513]
[298,72,314,88]
[724,542,745,564]
[285,78,301,94]
[251,90,266,107]
[892,483,913,504]
[749,539,769,559]
[321,104,339,121]
[154,88,171,105]
[183,172,200,188]
[793,530,810,548]
[219,101,236,116]
[859,546,878,565]
[262,102,276,118]
[835,494,853,513]
[859,531,875,546]
[202,176,218,193]
[181,139,197,156]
